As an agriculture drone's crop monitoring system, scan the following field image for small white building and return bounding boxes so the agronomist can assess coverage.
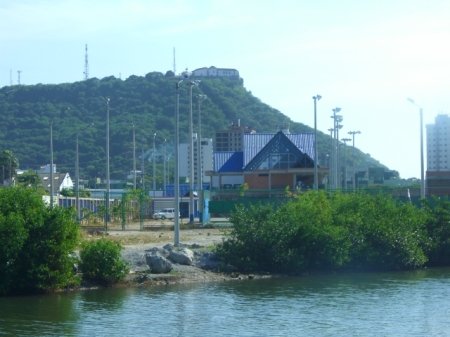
[191,66,240,79]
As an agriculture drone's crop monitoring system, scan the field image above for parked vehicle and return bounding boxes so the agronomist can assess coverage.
[153,208,178,220]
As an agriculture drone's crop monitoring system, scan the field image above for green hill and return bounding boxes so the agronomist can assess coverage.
[0,71,386,184]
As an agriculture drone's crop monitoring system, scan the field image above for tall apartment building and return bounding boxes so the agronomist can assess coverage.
[179,136,213,185]
[426,114,450,195]
[426,114,450,171]
[215,120,256,151]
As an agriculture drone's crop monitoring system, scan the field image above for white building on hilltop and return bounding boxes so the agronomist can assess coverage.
[191,66,240,79]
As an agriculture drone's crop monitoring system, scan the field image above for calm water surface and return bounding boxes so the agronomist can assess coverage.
[1,268,450,336]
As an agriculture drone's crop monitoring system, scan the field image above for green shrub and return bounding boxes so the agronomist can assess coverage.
[0,187,80,295]
[217,191,429,273]
[423,196,450,266]
[79,239,129,284]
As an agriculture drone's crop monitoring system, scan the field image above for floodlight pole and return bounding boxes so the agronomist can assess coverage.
[153,133,156,193]
[50,118,54,208]
[75,122,94,223]
[187,80,200,224]
[105,98,110,232]
[407,98,425,199]
[163,138,167,196]
[197,94,207,222]
[341,138,352,190]
[348,130,361,190]
[313,95,322,190]
[132,123,136,190]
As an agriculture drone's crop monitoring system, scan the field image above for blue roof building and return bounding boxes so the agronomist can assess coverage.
[207,130,329,190]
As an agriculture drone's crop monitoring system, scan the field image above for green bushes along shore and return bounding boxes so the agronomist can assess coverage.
[0,188,128,295]
[217,191,450,273]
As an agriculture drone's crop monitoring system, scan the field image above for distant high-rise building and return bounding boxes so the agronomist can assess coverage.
[426,114,450,171]
[179,137,213,185]
[215,120,256,152]
[426,114,450,195]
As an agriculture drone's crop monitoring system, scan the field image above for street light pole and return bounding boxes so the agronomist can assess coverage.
[50,107,70,208]
[153,133,156,194]
[313,95,322,190]
[187,80,200,224]
[331,108,341,189]
[197,94,207,223]
[141,137,145,190]
[328,128,334,189]
[105,98,110,231]
[407,98,425,199]
[348,131,361,190]
[132,123,136,190]
[163,138,167,196]
[50,118,54,208]
[341,138,352,190]
[174,70,190,246]
[75,122,94,223]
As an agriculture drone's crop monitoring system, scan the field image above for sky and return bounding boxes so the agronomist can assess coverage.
[2,0,450,179]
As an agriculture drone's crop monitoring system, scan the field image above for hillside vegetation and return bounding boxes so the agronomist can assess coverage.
[0,72,384,183]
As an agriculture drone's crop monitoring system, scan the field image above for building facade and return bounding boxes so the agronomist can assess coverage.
[215,120,256,152]
[208,130,329,191]
[191,66,240,79]
[179,137,213,185]
[426,114,450,195]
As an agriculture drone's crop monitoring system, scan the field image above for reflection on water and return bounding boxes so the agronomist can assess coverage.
[1,268,450,336]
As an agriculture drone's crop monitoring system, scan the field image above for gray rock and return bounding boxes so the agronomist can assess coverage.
[145,253,173,273]
[145,247,170,258]
[168,248,194,265]
[163,243,174,251]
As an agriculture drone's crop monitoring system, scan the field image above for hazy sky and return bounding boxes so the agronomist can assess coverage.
[2,0,450,179]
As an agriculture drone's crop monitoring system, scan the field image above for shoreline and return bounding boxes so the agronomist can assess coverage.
[74,227,277,291]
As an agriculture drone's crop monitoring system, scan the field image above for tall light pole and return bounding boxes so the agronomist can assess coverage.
[50,118,54,207]
[331,108,341,189]
[141,137,145,190]
[105,98,111,231]
[197,94,207,222]
[153,132,156,194]
[407,98,425,199]
[328,128,334,189]
[341,138,352,190]
[75,122,94,223]
[174,70,190,246]
[348,131,361,190]
[50,107,70,208]
[312,95,322,190]
[132,123,136,190]
[163,138,167,196]
[336,118,343,188]
[187,80,200,224]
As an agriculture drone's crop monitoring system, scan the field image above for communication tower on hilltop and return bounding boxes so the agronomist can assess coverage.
[17,71,22,85]
[10,69,12,86]
[173,47,176,75]
[83,44,89,80]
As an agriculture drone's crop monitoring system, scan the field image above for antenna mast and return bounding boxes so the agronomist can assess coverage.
[83,44,89,80]
[173,47,176,75]
[10,69,12,86]
[17,71,22,85]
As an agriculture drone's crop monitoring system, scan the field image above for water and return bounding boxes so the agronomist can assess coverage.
[1,268,450,336]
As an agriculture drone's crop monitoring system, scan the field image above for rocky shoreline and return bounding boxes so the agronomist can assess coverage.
[117,243,271,288]
[77,231,274,290]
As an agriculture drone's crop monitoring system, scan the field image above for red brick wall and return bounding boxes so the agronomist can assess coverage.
[244,173,295,189]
